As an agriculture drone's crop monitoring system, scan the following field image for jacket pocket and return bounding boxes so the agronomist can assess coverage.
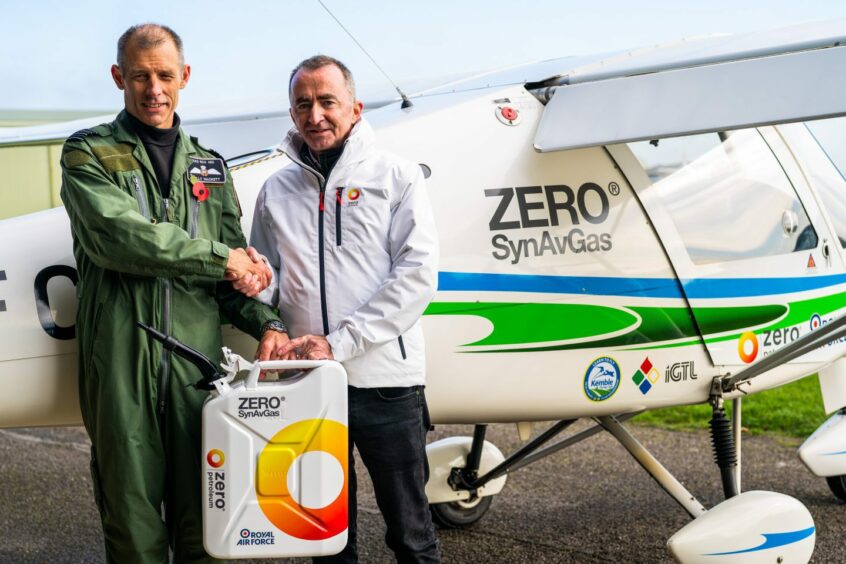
[337,187,390,248]
[375,386,419,401]
[397,335,407,360]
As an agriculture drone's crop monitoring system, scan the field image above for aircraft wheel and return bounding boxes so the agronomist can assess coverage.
[826,475,846,501]
[430,494,493,528]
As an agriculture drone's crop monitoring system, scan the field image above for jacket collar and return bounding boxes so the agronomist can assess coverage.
[280,118,375,178]
[112,110,196,187]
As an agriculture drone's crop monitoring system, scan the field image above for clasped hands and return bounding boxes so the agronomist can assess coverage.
[225,246,270,297]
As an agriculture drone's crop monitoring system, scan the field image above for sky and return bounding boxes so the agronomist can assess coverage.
[2,0,846,112]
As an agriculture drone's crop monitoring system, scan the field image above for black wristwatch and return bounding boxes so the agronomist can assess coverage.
[261,319,288,334]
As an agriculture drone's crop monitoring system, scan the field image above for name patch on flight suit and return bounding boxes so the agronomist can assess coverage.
[188,157,226,184]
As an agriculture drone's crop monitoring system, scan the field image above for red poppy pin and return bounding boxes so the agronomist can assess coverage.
[192,181,209,202]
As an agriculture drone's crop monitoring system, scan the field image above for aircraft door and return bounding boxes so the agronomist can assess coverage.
[608,127,846,368]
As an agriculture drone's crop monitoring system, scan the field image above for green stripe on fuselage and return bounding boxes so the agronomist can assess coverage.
[423,298,817,353]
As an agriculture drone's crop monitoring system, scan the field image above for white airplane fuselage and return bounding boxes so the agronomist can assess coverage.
[1,81,845,428]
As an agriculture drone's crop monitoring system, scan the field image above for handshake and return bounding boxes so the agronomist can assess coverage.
[225,246,271,298]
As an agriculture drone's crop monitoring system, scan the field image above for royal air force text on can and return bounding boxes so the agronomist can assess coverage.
[486,183,613,265]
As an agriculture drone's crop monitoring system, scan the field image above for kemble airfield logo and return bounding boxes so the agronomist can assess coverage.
[583,356,621,401]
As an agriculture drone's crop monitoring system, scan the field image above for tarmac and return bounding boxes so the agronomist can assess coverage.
[0,420,843,563]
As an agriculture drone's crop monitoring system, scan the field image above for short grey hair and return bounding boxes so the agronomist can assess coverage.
[289,55,356,99]
[117,23,184,71]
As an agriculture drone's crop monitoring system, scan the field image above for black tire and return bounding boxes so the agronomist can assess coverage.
[826,474,846,502]
[430,495,493,529]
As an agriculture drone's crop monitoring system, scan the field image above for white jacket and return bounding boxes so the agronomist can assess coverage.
[251,119,439,387]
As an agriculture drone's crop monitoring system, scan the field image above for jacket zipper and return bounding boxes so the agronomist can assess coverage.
[132,175,150,219]
[398,335,407,360]
[189,197,200,238]
[318,185,330,335]
[335,187,343,246]
[158,198,173,417]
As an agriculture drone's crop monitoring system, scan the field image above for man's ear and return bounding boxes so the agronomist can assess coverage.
[353,99,364,123]
[110,65,125,90]
[180,64,191,89]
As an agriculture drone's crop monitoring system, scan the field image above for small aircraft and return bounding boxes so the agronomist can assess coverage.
[2,18,846,563]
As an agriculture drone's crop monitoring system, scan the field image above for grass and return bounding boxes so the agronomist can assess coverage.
[635,375,828,438]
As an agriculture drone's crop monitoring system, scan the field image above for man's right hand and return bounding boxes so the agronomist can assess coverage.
[225,247,271,297]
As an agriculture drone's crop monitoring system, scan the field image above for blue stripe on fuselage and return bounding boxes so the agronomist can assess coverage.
[437,272,684,298]
[683,274,846,298]
[437,272,846,299]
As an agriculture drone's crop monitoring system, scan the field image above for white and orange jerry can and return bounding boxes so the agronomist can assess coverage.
[201,353,349,559]
[136,323,349,560]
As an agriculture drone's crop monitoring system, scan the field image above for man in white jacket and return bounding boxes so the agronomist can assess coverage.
[250,55,441,563]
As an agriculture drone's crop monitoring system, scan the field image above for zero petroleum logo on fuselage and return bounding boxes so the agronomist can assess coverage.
[738,332,759,364]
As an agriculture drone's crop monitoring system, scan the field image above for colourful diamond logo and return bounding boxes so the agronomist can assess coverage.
[632,357,660,395]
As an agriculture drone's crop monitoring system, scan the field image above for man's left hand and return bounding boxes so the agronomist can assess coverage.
[256,330,296,363]
[278,335,334,360]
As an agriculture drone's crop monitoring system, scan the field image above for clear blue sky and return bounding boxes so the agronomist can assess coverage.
[3,0,846,111]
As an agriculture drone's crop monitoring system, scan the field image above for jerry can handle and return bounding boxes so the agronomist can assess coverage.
[246,360,333,390]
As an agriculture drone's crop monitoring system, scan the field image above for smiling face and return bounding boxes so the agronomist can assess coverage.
[110,37,190,129]
[289,64,363,154]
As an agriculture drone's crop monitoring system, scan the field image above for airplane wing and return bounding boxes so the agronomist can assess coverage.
[533,19,846,152]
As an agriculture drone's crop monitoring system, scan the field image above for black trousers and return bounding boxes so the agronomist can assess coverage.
[315,385,441,564]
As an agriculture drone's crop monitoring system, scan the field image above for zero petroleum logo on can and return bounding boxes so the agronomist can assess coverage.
[583,357,620,402]
[207,449,225,468]
[810,314,823,331]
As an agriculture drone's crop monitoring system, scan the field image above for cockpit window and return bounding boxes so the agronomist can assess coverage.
[804,117,846,248]
[629,129,817,265]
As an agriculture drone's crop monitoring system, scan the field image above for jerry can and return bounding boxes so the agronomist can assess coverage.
[202,357,349,559]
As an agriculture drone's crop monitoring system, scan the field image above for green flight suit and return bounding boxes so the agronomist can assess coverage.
[60,111,277,563]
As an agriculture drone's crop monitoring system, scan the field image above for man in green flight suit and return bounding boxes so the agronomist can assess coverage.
[60,23,290,563]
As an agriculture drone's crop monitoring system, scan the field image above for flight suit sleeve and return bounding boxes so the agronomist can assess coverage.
[60,140,230,278]
[213,174,280,339]
[325,163,439,361]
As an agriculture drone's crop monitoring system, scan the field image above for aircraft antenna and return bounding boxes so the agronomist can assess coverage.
[315,0,414,108]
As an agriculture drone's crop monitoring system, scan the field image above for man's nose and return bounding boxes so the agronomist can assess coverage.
[308,105,323,124]
[147,77,163,97]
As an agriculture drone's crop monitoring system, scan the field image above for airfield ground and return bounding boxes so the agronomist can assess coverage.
[1,421,843,563]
